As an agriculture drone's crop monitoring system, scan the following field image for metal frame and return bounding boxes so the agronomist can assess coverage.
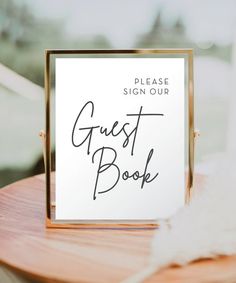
[44,49,195,228]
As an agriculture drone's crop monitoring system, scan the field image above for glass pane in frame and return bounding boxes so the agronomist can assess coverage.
[45,49,194,228]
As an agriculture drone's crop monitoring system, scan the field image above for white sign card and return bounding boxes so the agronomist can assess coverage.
[46,50,193,225]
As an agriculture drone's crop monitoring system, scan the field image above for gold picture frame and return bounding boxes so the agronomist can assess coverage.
[44,49,195,228]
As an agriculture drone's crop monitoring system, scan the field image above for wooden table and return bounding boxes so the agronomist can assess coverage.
[0,174,236,283]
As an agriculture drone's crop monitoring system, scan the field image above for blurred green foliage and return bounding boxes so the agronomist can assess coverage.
[135,12,232,62]
[0,0,111,87]
[0,1,231,89]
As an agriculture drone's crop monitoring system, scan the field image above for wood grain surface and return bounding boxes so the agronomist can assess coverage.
[0,174,236,283]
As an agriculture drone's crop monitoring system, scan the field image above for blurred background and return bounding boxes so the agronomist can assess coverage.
[0,0,235,188]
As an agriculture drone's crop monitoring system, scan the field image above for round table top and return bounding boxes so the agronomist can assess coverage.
[0,174,236,283]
